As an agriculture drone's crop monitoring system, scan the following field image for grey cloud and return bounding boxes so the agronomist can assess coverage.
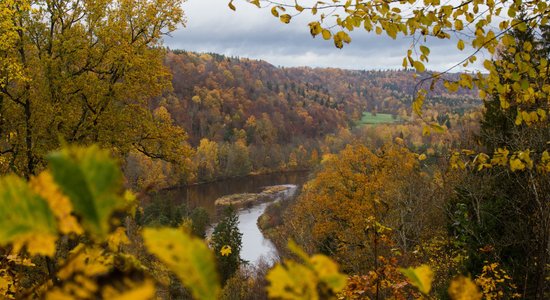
[164,0,484,71]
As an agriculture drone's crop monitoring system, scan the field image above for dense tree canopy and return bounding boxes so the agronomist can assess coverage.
[238,0,549,149]
[233,0,550,298]
[0,0,191,177]
[0,0,548,299]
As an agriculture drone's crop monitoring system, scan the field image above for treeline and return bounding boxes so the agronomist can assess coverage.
[125,50,480,188]
[164,50,479,146]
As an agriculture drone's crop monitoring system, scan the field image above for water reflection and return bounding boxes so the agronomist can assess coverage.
[238,185,298,264]
[154,171,309,265]
[156,171,309,218]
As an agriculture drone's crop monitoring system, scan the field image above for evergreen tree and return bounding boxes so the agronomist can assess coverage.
[452,16,550,298]
[210,206,243,285]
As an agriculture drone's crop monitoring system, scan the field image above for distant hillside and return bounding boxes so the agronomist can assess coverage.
[161,50,479,146]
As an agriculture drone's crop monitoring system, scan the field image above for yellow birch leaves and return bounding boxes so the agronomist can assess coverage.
[266,241,347,300]
[30,172,83,235]
[0,175,58,257]
[400,265,434,295]
[143,228,220,300]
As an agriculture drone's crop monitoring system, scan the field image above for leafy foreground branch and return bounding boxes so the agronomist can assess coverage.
[0,145,510,299]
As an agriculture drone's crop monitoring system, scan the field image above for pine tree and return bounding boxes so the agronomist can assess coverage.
[210,206,243,285]
[453,15,550,298]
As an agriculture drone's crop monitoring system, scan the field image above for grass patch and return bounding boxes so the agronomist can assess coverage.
[357,112,399,126]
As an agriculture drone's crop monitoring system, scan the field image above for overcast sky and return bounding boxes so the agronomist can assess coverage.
[164,0,488,71]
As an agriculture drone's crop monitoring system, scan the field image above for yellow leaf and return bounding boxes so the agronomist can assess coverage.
[430,122,446,133]
[271,6,279,17]
[400,265,434,294]
[309,22,321,36]
[321,29,331,40]
[6,254,35,266]
[107,227,130,251]
[413,60,426,72]
[58,244,113,280]
[491,148,509,166]
[250,0,260,8]
[522,110,531,124]
[280,14,292,24]
[336,31,351,44]
[310,255,347,291]
[0,175,58,256]
[143,228,219,300]
[0,271,14,297]
[419,153,427,161]
[420,45,430,56]
[267,260,317,299]
[13,233,57,257]
[517,150,533,169]
[30,172,83,235]
[450,152,466,170]
[510,158,525,171]
[457,39,465,50]
[515,111,523,125]
[500,97,510,109]
[267,242,346,299]
[220,245,232,256]
[539,150,550,172]
[479,90,487,98]
[448,276,482,300]
[454,19,464,30]
[103,279,156,300]
[422,126,431,136]
[508,7,516,18]
[537,108,547,121]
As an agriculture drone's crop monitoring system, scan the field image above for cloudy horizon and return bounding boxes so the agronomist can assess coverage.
[164,0,489,72]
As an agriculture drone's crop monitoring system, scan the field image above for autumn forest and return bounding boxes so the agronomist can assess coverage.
[0,0,549,299]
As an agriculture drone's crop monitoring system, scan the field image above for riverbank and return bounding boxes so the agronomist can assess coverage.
[214,185,293,207]
[208,184,300,264]
[257,190,300,241]
[158,169,310,192]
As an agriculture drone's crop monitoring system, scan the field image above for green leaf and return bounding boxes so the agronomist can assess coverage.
[228,0,236,11]
[400,265,434,294]
[47,145,124,238]
[143,228,220,300]
[0,175,57,256]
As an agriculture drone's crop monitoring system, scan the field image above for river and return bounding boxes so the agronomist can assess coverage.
[236,184,299,263]
[154,171,310,264]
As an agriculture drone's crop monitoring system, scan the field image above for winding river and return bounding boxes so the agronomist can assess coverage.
[236,184,299,263]
[155,171,309,264]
